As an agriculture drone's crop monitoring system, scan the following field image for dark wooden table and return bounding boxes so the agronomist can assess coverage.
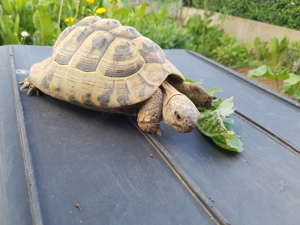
[1,45,300,225]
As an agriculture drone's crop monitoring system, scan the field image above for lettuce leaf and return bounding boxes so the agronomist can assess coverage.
[198,97,243,152]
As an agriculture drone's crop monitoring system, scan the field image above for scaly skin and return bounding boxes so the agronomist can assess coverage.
[137,89,163,136]
[167,79,214,107]
[161,81,200,133]
[19,78,42,96]
[136,81,203,135]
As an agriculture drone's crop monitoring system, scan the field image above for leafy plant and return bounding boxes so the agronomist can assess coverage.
[248,65,289,80]
[283,74,300,101]
[211,34,250,68]
[248,65,289,92]
[248,64,300,103]
[287,41,300,74]
[0,0,35,45]
[253,37,268,61]
[184,14,224,58]
[0,0,110,45]
[252,36,289,73]
[269,36,289,71]
[186,0,300,31]
[249,36,293,93]
[111,3,188,49]
[198,97,243,152]
[185,79,243,152]
[32,5,57,46]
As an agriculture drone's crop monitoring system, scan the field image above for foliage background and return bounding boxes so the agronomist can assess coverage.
[183,0,300,30]
[0,0,300,101]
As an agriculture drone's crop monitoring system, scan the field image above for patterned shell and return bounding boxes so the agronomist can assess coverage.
[29,16,185,109]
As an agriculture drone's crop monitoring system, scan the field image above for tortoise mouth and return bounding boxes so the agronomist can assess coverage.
[162,92,200,133]
[163,109,200,133]
[172,114,199,133]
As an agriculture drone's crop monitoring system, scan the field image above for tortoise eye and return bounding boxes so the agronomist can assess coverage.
[175,111,182,121]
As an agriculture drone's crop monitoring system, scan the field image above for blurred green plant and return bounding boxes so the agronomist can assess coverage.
[248,63,300,102]
[184,14,223,57]
[248,36,300,96]
[248,65,289,92]
[0,0,35,44]
[184,14,251,69]
[32,5,57,45]
[0,0,110,45]
[252,36,289,73]
[283,74,300,101]
[1,0,299,102]
[211,34,250,68]
[287,41,300,74]
[185,0,300,31]
[110,3,188,49]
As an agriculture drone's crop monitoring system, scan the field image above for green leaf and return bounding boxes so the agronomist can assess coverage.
[1,0,13,15]
[198,97,243,152]
[38,0,53,6]
[112,8,131,25]
[198,97,222,112]
[198,111,231,137]
[32,5,56,45]
[223,117,234,131]
[248,65,289,79]
[15,0,28,12]
[216,96,236,118]
[210,98,222,110]
[248,65,271,77]
[254,37,267,61]
[283,73,300,101]
[184,78,203,85]
[211,133,243,152]
[269,36,279,59]
[207,87,222,95]
[136,2,147,18]
[222,118,243,152]
[14,14,20,34]
[284,73,300,87]
[4,32,19,44]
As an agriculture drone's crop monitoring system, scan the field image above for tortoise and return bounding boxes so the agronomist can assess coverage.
[20,16,214,135]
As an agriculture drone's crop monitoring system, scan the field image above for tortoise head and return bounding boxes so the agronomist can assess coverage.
[162,94,199,133]
[161,81,200,133]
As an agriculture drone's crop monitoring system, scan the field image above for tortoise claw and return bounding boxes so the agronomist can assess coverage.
[18,80,24,85]
[27,85,35,96]
[19,78,41,96]
[156,128,162,136]
[20,83,29,92]
[36,89,43,96]
[19,79,31,92]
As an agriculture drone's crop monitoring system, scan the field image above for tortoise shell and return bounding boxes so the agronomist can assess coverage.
[29,16,185,110]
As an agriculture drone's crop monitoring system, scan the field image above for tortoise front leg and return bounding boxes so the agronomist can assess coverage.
[167,80,214,108]
[19,78,42,96]
[137,89,163,136]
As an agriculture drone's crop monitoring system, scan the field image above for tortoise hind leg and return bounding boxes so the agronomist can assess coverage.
[19,78,42,96]
[137,89,163,136]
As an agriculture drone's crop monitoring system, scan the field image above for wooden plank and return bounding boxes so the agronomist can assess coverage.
[165,50,300,152]
[151,50,300,224]
[155,116,300,225]
[10,46,215,225]
[4,45,300,225]
[0,46,33,225]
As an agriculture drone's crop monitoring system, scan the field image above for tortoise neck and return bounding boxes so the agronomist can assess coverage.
[161,81,183,104]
